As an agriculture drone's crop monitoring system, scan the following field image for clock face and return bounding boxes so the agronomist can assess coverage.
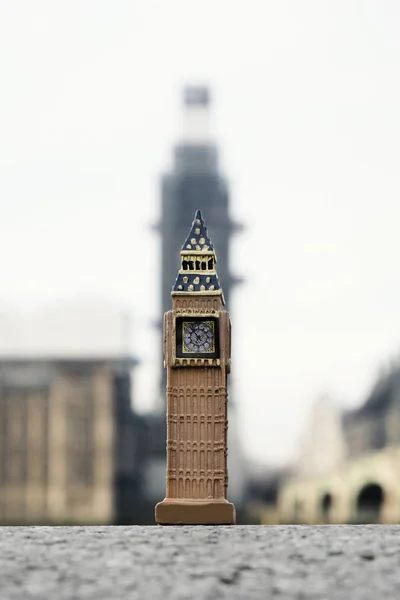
[182,321,215,353]
[175,316,220,359]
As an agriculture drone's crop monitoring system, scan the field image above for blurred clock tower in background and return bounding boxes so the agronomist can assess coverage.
[159,86,244,335]
[153,86,246,511]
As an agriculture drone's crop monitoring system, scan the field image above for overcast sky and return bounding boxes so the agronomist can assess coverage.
[1,0,400,466]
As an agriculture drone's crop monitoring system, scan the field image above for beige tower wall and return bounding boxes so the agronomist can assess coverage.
[48,367,116,524]
[156,292,235,524]
[166,366,227,501]
[0,362,116,525]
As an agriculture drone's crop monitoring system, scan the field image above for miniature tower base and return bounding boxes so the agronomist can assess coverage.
[155,499,236,525]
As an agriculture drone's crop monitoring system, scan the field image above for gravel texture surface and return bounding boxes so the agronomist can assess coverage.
[0,525,400,599]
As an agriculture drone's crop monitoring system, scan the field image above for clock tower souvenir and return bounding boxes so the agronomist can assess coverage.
[155,209,236,525]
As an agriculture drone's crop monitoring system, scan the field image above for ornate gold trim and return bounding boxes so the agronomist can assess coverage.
[177,269,217,275]
[173,310,220,316]
[172,358,221,368]
[172,290,222,296]
[180,251,215,256]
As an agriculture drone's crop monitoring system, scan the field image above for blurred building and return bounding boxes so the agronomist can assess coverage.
[278,362,400,524]
[244,467,289,525]
[0,355,149,525]
[148,86,247,512]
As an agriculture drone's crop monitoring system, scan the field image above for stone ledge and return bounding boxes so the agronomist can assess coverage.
[0,525,399,599]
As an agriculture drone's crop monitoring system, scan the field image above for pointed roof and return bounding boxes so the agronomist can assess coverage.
[172,271,221,293]
[172,210,222,294]
[181,209,214,253]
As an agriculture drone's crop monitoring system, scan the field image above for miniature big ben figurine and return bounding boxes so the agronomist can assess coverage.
[155,209,236,525]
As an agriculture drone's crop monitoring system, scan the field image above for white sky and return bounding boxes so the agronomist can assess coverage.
[1,0,400,466]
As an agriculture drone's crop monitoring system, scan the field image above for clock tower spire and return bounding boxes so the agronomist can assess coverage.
[155,210,236,525]
[172,209,221,295]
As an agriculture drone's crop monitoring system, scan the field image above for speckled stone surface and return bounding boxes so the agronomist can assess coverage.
[0,525,400,599]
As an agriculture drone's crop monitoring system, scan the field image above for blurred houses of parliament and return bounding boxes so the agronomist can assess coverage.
[0,86,250,525]
[242,359,400,526]
[276,359,400,525]
[0,356,147,524]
